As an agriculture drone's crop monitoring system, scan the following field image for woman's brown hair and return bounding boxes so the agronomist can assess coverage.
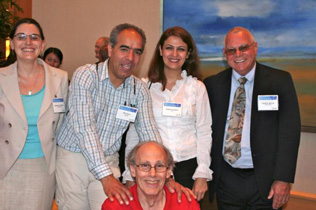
[148,26,201,90]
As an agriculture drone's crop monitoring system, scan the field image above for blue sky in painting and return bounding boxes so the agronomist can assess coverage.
[163,0,316,58]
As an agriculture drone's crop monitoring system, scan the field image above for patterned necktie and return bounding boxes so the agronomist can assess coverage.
[224,77,247,164]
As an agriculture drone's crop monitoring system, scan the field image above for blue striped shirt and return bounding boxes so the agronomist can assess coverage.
[56,60,161,179]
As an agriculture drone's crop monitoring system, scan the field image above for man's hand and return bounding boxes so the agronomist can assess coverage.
[268,180,291,209]
[101,175,133,205]
[192,178,208,201]
[125,180,135,189]
[165,177,196,203]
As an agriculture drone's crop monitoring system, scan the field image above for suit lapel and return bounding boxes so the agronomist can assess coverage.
[222,70,232,111]
[0,62,27,124]
[218,69,232,147]
[39,60,60,118]
[251,63,270,133]
[220,69,232,121]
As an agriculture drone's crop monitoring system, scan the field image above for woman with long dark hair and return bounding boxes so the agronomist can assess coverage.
[125,26,212,203]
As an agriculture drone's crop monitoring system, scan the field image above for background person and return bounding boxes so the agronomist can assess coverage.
[0,18,68,209]
[124,26,212,202]
[99,44,109,62]
[43,47,63,68]
[204,26,301,209]
[95,36,110,63]
[103,141,200,210]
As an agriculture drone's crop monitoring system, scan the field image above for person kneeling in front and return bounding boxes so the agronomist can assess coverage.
[102,141,200,210]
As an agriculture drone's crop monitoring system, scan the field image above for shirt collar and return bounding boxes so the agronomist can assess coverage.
[103,59,133,88]
[101,59,109,81]
[232,62,256,84]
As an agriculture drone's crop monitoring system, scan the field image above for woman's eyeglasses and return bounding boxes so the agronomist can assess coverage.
[14,33,41,41]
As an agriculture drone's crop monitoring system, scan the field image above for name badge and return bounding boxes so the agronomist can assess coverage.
[162,102,182,117]
[116,105,138,122]
[52,98,66,113]
[258,95,278,111]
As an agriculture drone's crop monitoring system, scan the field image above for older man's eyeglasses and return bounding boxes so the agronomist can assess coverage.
[14,33,41,41]
[225,42,255,56]
[135,163,168,173]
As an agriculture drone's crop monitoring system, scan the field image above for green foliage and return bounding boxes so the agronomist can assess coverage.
[0,0,22,39]
[0,0,22,60]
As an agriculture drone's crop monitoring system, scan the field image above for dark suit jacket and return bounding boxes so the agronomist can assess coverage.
[204,62,301,201]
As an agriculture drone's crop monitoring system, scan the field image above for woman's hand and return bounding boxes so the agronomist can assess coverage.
[192,178,208,201]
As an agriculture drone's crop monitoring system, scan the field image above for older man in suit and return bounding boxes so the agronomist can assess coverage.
[204,27,301,209]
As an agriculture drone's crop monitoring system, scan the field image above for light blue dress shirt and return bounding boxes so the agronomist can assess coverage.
[223,64,256,168]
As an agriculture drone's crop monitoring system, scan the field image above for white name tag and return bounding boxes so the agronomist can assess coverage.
[258,95,278,111]
[52,98,66,113]
[116,105,138,122]
[162,102,182,117]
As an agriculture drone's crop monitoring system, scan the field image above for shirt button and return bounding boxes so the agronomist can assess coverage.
[8,123,12,127]
[52,121,55,125]
[5,140,9,144]
[52,137,55,142]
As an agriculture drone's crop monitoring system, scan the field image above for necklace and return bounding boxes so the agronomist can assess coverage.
[18,69,41,95]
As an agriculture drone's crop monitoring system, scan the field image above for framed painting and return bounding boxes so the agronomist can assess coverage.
[163,0,316,132]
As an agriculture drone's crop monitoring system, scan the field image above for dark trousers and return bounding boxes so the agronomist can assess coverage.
[173,158,204,205]
[216,160,281,210]
[173,158,197,189]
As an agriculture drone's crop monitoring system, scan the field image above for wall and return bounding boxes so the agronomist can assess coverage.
[32,0,316,197]
[32,0,161,78]
[14,0,32,18]
[292,132,316,194]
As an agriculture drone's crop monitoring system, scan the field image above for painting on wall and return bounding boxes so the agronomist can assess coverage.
[163,0,316,132]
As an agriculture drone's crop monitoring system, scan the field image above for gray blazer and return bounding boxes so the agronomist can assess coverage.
[0,59,68,179]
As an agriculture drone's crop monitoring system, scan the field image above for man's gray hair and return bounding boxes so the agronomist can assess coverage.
[109,23,146,50]
[127,141,175,169]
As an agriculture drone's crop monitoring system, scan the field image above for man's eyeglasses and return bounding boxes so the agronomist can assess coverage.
[225,42,255,56]
[135,163,168,173]
[14,33,41,41]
